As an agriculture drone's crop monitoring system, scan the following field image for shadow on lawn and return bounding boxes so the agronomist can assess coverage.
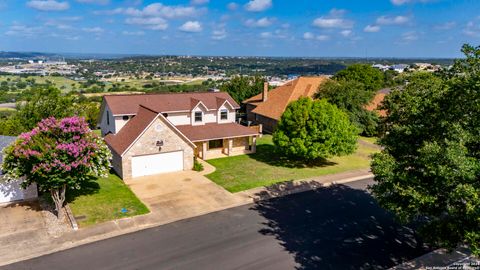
[249,144,337,169]
[251,183,432,270]
[65,177,101,203]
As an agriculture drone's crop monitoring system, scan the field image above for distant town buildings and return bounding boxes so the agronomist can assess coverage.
[0,60,76,75]
[372,62,442,73]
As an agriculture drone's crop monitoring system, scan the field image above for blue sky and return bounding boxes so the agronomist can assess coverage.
[0,0,479,57]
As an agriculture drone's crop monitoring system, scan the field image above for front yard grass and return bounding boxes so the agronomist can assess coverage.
[67,173,149,227]
[206,135,380,193]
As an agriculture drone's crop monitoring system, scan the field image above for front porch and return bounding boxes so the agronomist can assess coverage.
[195,136,257,160]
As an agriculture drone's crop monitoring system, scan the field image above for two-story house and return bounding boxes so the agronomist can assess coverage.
[99,92,259,180]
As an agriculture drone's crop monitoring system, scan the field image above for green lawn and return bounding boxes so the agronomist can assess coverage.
[360,136,379,145]
[67,173,149,227]
[206,135,380,193]
[0,75,80,92]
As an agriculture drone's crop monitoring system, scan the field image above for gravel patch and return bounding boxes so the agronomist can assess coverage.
[39,198,71,238]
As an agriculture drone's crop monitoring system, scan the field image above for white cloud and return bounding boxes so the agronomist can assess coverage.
[260,31,272,38]
[227,2,238,10]
[312,9,353,29]
[98,3,203,19]
[245,0,272,12]
[179,21,202,32]
[26,0,69,11]
[463,21,480,37]
[391,0,436,5]
[126,17,168,30]
[376,15,411,25]
[364,24,380,32]
[122,30,145,36]
[303,32,314,40]
[259,29,288,39]
[5,24,43,37]
[434,21,456,30]
[212,28,227,40]
[340,30,352,37]
[191,0,209,5]
[76,0,109,4]
[401,31,418,42]
[303,32,329,41]
[245,17,274,28]
[82,26,104,33]
[316,35,330,41]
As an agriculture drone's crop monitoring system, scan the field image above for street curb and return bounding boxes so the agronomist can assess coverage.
[64,204,78,231]
[237,173,374,202]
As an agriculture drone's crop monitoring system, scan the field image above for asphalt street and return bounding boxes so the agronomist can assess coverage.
[2,179,432,270]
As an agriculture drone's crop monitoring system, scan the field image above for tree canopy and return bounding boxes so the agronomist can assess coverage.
[2,116,111,219]
[317,77,379,136]
[370,44,480,255]
[220,75,265,104]
[0,86,99,136]
[273,97,358,162]
[334,64,385,92]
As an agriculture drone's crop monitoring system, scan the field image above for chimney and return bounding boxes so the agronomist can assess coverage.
[262,82,269,102]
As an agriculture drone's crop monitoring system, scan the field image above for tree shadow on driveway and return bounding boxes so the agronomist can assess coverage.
[251,184,432,270]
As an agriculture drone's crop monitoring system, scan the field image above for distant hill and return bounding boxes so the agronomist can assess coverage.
[0,51,58,60]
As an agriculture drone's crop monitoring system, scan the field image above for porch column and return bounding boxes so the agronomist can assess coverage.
[252,136,257,152]
[228,139,233,156]
[202,142,208,160]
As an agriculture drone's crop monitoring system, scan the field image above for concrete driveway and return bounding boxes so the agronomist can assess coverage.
[125,162,249,222]
[0,201,49,254]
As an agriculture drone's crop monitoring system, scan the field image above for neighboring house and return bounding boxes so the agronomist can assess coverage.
[243,76,329,133]
[0,135,38,204]
[100,92,259,180]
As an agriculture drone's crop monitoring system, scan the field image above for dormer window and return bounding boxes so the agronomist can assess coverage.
[220,109,228,120]
[122,115,129,121]
[194,111,203,122]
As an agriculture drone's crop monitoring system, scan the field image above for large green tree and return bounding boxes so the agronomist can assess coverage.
[316,80,379,136]
[273,98,358,162]
[370,44,480,255]
[0,87,99,135]
[334,64,385,92]
[220,75,265,104]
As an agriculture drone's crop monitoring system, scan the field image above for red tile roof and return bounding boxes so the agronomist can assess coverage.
[176,123,258,142]
[104,92,240,116]
[365,91,389,117]
[243,76,329,120]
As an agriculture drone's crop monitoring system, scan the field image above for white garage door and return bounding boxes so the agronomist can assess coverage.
[131,151,184,178]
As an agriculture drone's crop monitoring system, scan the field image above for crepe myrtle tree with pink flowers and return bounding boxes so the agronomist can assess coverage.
[2,116,111,219]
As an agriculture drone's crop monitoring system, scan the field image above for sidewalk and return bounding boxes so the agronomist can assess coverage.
[0,168,372,267]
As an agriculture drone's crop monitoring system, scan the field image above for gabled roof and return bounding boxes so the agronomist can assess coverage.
[104,92,240,116]
[105,105,159,156]
[243,76,329,120]
[104,105,195,156]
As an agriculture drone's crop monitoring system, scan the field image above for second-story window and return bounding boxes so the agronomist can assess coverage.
[107,110,110,125]
[220,109,228,120]
[122,115,129,121]
[194,111,203,122]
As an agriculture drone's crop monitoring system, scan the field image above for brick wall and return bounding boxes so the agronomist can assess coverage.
[119,117,195,180]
